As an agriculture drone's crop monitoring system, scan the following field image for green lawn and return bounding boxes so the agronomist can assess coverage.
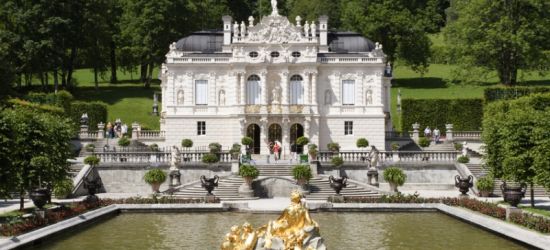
[520,206,550,218]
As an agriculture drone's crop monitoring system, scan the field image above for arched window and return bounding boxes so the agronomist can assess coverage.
[342,80,355,105]
[290,75,304,104]
[247,75,261,104]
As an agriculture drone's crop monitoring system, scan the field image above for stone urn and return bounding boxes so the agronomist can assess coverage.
[84,178,102,196]
[201,175,219,195]
[329,176,348,195]
[501,182,527,207]
[455,175,473,195]
[30,188,50,209]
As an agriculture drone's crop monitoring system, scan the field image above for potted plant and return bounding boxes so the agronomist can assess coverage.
[239,164,260,186]
[53,178,74,199]
[454,143,463,151]
[296,136,310,163]
[84,155,100,166]
[118,136,130,147]
[418,137,430,148]
[476,176,494,197]
[356,138,369,149]
[292,164,312,186]
[229,143,241,160]
[308,144,318,161]
[383,166,407,192]
[241,137,253,161]
[202,153,219,165]
[457,155,470,164]
[327,142,340,153]
[144,168,167,193]
[331,156,344,167]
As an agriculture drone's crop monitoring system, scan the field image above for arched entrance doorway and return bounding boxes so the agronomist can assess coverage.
[290,123,304,154]
[246,124,261,154]
[268,124,282,153]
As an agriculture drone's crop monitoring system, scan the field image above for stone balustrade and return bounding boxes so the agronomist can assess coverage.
[138,130,166,140]
[319,57,383,64]
[317,150,458,164]
[79,131,98,140]
[94,151,233,165]
[453,131,482,140]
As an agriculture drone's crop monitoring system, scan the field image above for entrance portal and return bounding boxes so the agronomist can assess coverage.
[290,123,304,154]
[268,124,282,154]
[246,124,261,154]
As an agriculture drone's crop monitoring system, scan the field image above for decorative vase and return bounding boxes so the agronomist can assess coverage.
[201,175,219,195]
[244,176,254,186]
[479,190,491,197]
[389,182,398,192]
[329,176,348,195]
[501,182,526,207]
[151,183,161,193]
[30,188,50,209]
[455,175,474,195]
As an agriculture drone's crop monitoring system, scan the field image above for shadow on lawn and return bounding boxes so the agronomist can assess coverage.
[74,85,160,105]
[393,77,449,89]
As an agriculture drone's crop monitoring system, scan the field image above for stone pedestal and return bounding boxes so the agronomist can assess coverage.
[205,194,218,203]
[328,194,344,203]
[131,122,140,139]
[97,122,105,139]
[367,167,379,187]
[238,183,254,197]
[169,170,181,188]
[310,162,318,177]
[445,124,454,143]
[231,161,240,175]
[412,122,420,142]
[506,206,522,221]
[35,209,46,219]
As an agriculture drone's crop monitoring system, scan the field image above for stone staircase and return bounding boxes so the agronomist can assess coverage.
[306,177,382,201]
[466,163,549,197]
[171,176,258,201]
[424,142,455,151]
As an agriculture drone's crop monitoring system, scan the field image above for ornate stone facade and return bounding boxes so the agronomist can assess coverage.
[160,7,392,155]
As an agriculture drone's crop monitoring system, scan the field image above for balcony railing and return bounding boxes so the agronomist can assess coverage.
[317,150,458,164]
[138,130,165,140]
[454,131,482,140]
[94,151,233,165]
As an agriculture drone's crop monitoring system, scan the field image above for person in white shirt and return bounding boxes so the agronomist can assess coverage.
[424,126,431,139]
[433,128,441,143]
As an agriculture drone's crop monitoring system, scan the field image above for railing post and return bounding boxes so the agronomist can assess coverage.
[132,122,140,139]
[97,122,105,139]
[445,124,453,143]
[412,122,420,142]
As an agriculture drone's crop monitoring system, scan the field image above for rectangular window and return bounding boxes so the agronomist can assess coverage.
[290,81,304,104]
[345,121,353,135]
[195,80,208,105]
[342,80,355,105]
[197,121,206,135]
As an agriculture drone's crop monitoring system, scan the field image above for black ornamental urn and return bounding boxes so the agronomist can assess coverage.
[455,175,473,195]
[329,176,348,195]
[201,175,219,195]
[501,182,526,207]
[30,188,50,209]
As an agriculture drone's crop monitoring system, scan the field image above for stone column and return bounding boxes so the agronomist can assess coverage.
[260,71,268,113]
[260,118,269,155]
[132,122,140,139]
[311,73,318,105]
[97,122,105,139]
[412,122,420,142]
[304,118,310,155]
[304,73,311,104]
[282,117,290,157]
[281,71,289,113]
[240,72,246,105]
[445,124,454,143]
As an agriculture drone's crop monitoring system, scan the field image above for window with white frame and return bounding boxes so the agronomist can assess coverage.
[197,121,206,135]
[344,121,353,135]
[342,80,355,105]
[247,75,261,104]
[195,80,208,105]
[290,75,304,104]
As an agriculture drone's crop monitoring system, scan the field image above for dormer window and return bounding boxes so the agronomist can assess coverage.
[291,52,301,58]
[270,51,280,58]
[249,52,259,58]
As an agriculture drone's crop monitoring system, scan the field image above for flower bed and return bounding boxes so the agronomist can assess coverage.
[0,197,219,236]
[340,193,550,234]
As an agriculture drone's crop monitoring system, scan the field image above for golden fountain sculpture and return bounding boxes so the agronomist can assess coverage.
[221,190,327,250]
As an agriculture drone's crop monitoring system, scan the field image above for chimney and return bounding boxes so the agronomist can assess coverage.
[318,15,329,46]
[222,16,232,46]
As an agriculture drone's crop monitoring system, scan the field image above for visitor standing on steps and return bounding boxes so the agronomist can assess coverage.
[273,142,280,162]
[433,127,441,144]
[424,126,431,139]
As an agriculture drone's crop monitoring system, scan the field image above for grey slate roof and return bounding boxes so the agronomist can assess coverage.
[175,30,375,53]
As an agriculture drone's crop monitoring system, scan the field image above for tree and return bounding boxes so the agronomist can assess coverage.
[482,94,550,207]
[444,0,550,85]
[0,105,75,210]
[340,0,440,73]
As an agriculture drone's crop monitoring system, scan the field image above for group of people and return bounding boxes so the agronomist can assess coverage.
[423,126,441,143]
[105,118,128,139]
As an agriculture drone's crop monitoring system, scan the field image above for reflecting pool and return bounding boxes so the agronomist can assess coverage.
[31,212,527,250]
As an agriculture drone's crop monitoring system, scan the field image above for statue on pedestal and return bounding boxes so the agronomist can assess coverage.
[272,86,281,105]
[271,0,279,16]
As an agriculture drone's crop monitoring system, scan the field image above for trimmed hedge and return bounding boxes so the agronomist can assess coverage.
[401,98,483,132]
[485,87,550,102]
[25,90,73,111]
[68,101,108,131]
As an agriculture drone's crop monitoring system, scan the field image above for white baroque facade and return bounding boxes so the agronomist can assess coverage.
[160,6,392,155]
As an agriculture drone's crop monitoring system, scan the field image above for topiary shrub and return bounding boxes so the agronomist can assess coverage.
[296,136,310,146]
[202,153,219,164]
[53,178,74,199]
[208,142,222,154]
[418,137,430,148]
[476,176,494,197]
[149,143,160,152]
[292,164,312,182]
[454,143,463,151]
[241,137,253,146]
[239,164,260,179]
[457,155,470,164]
[327,142,340,152]
[308,144,318,160]
[84,155,100,166]
[118,136,130,147]
[331,156,344,167]
[391,143,400,151]
[356,138,369,148]
[85,144,95,152]
[68,101,108,131]
[230,143,241,159]
[384,167,407,192]
[181,139,193,148]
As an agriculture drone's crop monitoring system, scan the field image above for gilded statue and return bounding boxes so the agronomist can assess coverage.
[220,190,326,250]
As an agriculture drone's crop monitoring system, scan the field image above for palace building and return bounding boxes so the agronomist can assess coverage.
[159,6,392,156]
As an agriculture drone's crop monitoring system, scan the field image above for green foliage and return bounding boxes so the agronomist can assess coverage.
[241,137,253,146]
[229,143,241,155]
[239,164,259,179]
[68,101,108,131]
[454,143,463,151]
[331,156,344,167]
[85,144,95,152]
[53,178,74,199]
[391,143,400,151]
[181,139,193,148]
[443,0,550,85]
[296,136,310,146]
[202,153,219,164]
[84,156,100,166]
[484,87,550,103]
[25,91,74,111]
[8,99,65,116]
[457,155,470,164]
[308,144,318,158]
[208,143,222,154]
[143,168,166,184]
[356,138,369,148]
[418,137,430,148]
[327,142,340,152]
[401,98,483,132]
[476,176,494,192]
[149,144,159,152]
[118,136,130,147]
[292,165,312,181]
[383,167,407,186]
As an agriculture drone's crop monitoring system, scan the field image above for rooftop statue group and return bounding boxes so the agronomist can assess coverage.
[221,190,326,250]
